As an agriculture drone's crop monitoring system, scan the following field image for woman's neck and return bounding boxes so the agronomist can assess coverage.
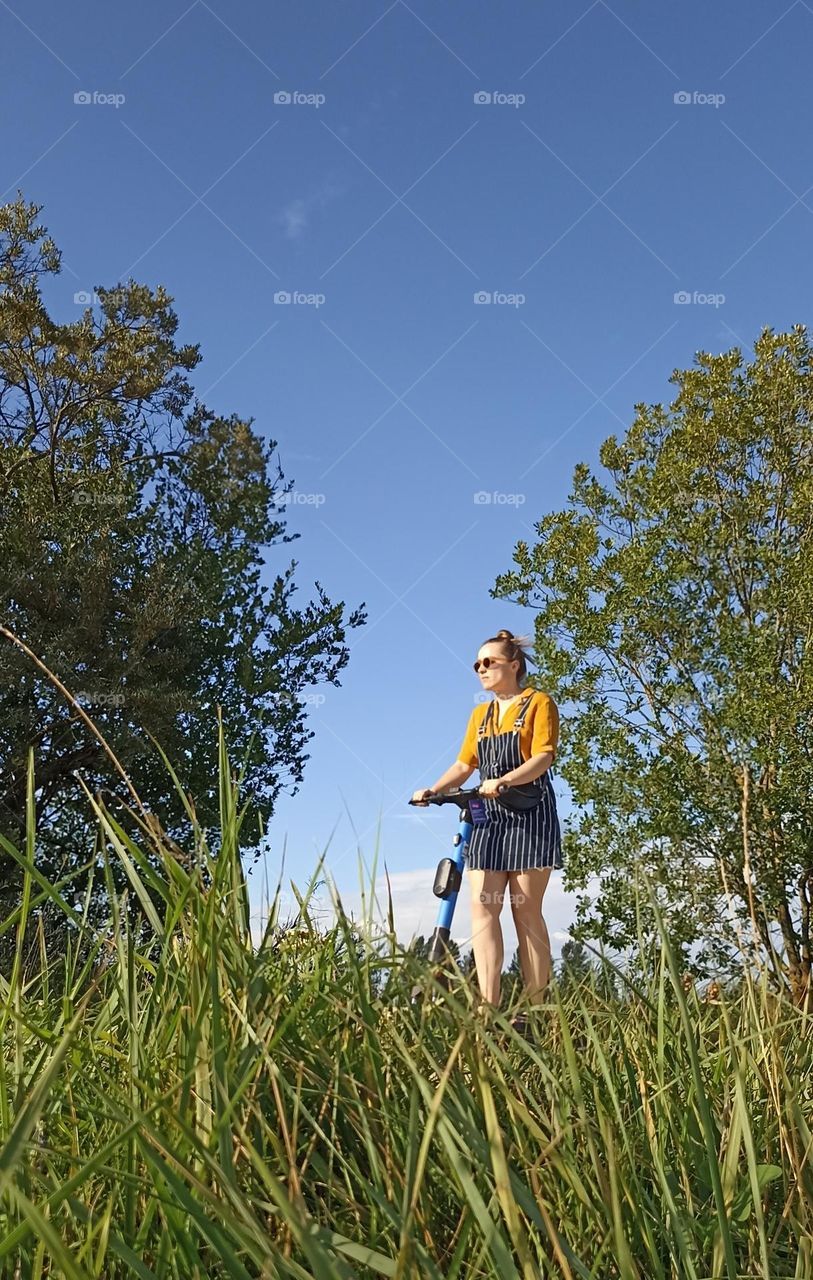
[494,688,523,703]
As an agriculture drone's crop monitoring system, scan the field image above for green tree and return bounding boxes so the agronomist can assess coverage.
[407,933,462,966]
[408,934,430,962]
[493,326,813,999]
[503,945,523,1003]
[557,939,592,993]
[0,196,366,926]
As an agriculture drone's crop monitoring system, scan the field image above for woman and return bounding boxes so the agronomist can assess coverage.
[411,629,562,1027]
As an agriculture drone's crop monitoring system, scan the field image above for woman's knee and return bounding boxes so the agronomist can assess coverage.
[508,869,552,921]
[470,872,508,920]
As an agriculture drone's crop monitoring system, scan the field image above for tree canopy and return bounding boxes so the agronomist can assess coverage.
[0,196,366,923]
[494,325,813,997]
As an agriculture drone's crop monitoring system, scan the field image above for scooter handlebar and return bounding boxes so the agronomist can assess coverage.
[409,784,507,808]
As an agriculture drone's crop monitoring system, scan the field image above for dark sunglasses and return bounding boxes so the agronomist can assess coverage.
[473,656,510,673]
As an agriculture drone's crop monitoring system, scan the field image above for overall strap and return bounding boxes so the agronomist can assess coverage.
[477,691,535,738]
[512,689,536,730]
[513,689,556,777]
[477,699,496,738]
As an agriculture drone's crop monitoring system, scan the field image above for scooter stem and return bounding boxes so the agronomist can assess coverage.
[407,787,489,990]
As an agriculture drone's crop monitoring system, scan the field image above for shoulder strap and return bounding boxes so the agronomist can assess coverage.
[477,699,496,737]
[512,689,536,730]
[513,691,557,775]
[477,691,536,736]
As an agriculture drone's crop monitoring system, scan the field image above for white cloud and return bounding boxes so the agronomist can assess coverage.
[250,863,600,969]
[280,198,308,240]
[331,865,589,962]
[277,179,346,241]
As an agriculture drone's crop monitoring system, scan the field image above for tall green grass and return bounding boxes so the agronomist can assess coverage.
[1,725,811,1277]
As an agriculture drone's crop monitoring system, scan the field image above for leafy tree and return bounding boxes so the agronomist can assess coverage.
[556,939,592,993]
[493,326,813,999]
[503,945,523,1003]
[407,933,462,967]
[0,196,366,930]
[408,934,430,962]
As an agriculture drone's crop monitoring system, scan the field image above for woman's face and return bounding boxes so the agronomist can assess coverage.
[475,644,519,694]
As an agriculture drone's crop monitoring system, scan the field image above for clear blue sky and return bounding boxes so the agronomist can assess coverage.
[3,0,811,956]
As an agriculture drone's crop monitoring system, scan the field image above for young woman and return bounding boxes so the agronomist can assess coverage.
[411,630,562,1024]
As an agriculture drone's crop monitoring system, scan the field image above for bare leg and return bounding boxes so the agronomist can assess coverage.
[509,867,553,1004]
[468,868,508,1006]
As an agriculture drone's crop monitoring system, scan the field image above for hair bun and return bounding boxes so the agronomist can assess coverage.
[482,628,535,682]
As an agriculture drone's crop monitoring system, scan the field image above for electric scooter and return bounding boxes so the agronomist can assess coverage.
[407,783,541,994]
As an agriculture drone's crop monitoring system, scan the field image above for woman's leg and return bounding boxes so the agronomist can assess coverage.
[468,868,509,1006]
[508,867,553,1004]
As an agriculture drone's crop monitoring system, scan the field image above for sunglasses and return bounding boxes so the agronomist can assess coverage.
[473,656,511,673]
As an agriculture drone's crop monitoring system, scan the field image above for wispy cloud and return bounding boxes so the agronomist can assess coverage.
[277,179,345,241]
[280,197,308,240]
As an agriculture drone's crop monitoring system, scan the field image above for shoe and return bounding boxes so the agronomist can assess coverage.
[509,1012,531,1038]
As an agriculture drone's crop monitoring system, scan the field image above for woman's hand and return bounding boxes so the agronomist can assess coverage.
[478,777,507,798]
[410,788,435,806]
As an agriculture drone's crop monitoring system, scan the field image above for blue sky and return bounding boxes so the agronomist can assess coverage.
[3,0,811,959]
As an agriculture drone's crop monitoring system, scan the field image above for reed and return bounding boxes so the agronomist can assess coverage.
[0,726,811,1277]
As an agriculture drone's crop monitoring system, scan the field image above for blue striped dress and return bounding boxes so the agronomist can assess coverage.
[465,691,562,872]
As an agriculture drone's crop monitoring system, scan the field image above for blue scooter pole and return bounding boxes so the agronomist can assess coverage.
[408,785,509,974]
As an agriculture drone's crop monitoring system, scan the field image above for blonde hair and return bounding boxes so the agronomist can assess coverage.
[482,629,534,685]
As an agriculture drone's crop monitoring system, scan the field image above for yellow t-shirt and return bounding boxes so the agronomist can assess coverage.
[457,689,559,769]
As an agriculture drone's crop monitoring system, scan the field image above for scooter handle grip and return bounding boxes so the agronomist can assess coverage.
[408,790,436,805]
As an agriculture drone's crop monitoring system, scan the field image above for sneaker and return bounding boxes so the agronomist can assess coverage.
[509,1012,531,1038]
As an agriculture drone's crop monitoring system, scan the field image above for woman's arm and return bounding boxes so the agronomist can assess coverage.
[430,760,475,794]
[501,751,553,786]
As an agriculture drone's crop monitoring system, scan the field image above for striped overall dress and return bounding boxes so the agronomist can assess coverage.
[465,691,563,873]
